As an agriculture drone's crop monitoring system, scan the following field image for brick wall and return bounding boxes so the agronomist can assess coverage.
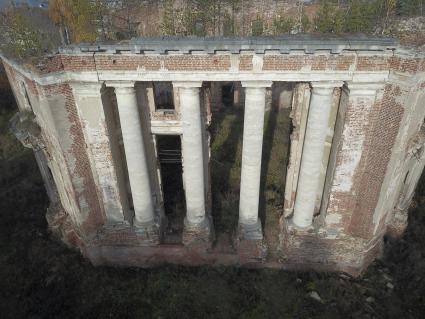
[36,55,64,74]
[239,55,253,71]
[356,56,391,71]
[348,84,405,238]
[19,51,406,74]
[42,83,105,236]
[263,55,356,71]
[94,55,161,71]
[390,56,425,74]
[93,55,231,71]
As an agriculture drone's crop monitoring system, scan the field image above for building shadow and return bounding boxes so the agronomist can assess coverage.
[210,90,244,237]
[259,100,280,227]
[259,84,293,257]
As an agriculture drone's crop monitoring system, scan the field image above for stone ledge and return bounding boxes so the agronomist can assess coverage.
[61,35,398,55]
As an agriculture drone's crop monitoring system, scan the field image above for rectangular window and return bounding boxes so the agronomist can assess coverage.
[153,82,174,110]
[20,81,33,112]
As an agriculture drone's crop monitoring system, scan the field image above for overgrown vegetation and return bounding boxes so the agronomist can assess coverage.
[1,0,423,58]
[0,4,60,59]
[313,0,399,34]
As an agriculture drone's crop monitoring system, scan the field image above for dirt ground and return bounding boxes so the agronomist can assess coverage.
[1,105,425,318]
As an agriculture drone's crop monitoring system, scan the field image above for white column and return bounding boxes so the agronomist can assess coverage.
[239,81,272,239]
[173,81,207,226]
[113,83,155,227]
[293,81,343,228]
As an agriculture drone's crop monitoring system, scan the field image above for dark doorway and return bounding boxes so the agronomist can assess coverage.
[156,135,185,243]
[221,83,234,107]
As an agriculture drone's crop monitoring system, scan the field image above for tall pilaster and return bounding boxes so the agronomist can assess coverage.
[238,81,272,240]
[334,82,387,238]
[72,83,125,225]
[173,81,212,248]
[292,81,343,229]
[112,83,156,229]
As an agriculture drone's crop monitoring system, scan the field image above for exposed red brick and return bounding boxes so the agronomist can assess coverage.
[347,84,405,238]
[356,56,391,71]
[164,55,230,71]
[239,55,253,70]
[42,83,105,236]
[94,55,161,71]
[263,54,355,71]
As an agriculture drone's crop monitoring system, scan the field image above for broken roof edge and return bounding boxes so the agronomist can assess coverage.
[59,34,399,55]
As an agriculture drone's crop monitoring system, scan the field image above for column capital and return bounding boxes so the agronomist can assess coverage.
[105,81,136,94]
[241,80,273,88]
[310,81,344,89]
[344,82,386,96]
[310,81,343,96]
[70,82,104,96]
[172,81,203,89]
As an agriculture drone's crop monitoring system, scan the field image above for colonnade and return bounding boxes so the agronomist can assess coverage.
[73,79,383,242]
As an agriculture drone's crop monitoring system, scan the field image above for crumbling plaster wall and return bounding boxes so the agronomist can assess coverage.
[3,63,77,221]
[3,60,105,241]
[373,55,425,237]
[72,85,126,226]
[135,82,165,217]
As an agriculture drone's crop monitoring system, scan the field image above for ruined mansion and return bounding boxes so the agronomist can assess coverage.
[2,36,425,276]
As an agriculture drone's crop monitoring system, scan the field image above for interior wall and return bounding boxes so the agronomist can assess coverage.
[102,88,131,220]
[109,90,134,219]
[136,82,164,212]
[283,83,311,217]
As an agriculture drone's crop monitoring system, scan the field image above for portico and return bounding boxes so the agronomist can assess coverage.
[5,36,421,275]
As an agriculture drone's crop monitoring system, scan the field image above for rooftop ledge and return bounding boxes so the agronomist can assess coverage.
[59,35,399,55]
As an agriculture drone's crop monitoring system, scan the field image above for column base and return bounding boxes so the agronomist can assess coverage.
[236,220,267,264]
[287,217,315,232]
[182,217,214,252]
[133,217,163,245]
[237,219,263,240]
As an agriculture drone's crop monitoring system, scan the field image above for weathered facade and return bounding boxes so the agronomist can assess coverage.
[2,36,425,276]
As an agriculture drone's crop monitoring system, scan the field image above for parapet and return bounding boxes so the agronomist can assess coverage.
[59,35,399,55]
